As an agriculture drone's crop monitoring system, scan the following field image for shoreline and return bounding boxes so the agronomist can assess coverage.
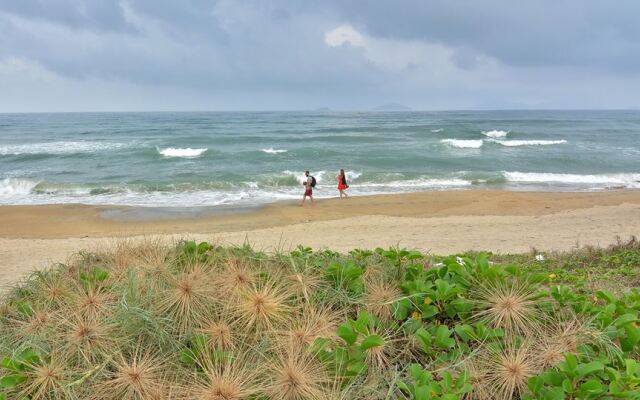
[1,189,639,292]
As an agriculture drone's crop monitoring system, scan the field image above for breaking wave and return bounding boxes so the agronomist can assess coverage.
[481,129,510,139]
[441,139,484,149]
[503,171,640,188]
[0,141,128,156]
[157,147,208,158]
[261,147,288,154]
[492,139,567,147]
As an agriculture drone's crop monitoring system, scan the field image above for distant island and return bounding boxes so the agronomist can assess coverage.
[373,103,412,111]
[314,107,332,111]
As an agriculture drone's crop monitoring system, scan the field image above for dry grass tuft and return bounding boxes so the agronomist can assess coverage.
[62,314,116,365]
[363,280,402,321]
[69,286,115,321]
[196,311,244,351]
[190,354,261,400]
[236,281,292,331]
[267,349,327,400]
[96,349,169,400]
[470,278,546,336]
[157,266,216,335]
[216,261,256,298]
[18,355,70,400]
[469,341,540,400]
[277,305,341,351]
[287,272,323,302]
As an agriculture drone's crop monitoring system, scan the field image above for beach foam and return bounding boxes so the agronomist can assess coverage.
[503,171,640,188]
[493,139,567,147]
[481,130,510,139]
[158,147,208,158]
[0,178,39,197]
[0,141,127,156]
[261,147,287,154]
[441,139,484,149]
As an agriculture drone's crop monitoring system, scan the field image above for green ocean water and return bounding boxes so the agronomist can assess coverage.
[0,110,639,207]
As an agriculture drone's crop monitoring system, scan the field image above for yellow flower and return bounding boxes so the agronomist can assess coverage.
[411,311,421,321]
[423,297,432,305]
[548,273,556,279]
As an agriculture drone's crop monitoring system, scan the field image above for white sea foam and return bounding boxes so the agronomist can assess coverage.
[158,147,208,158]
[362,178,472,188]
[261,147,287,154]
[441,139,483,149]
[482,129,510,138]
[0,178,39,196]
[493,139,567,147]
[503,172,640,188]
[431,128,443,133]
[0,141,128,156]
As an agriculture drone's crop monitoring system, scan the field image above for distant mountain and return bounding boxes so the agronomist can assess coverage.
[373,103,412,111]
[314,107,331,111]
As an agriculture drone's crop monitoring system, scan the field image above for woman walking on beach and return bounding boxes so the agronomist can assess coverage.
[337,169,349,198]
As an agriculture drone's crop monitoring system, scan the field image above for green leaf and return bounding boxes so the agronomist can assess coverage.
[336,324,357,346]
[596,290,615,304]
[576,361,604,378]
[360,334,384,351]
[544,387,566,400]
[563,353,578,374]
[434,325,455,349]
[414,386,430,400]
[0,375,26,388]
[352,312,372,335]
[579,379,603,394]
[179,350,196,365]
[614,313,638,328]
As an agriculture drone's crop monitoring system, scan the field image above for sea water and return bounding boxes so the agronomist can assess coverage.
[0,110,638,207]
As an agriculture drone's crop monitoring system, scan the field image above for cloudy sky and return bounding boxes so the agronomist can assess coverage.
[1,0,639,112]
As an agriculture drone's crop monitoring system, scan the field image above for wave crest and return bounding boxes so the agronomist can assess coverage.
[0,141,127,156]
[492,139,567,147]
[0,178,39,196]
[261,147,287,154]
[441,139,483,149]
[503,171,640,188]
[158,147,207,158]
[481,129,509,138]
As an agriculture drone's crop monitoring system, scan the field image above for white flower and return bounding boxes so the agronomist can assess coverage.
[456,256,465,266]
[535,254,545,262]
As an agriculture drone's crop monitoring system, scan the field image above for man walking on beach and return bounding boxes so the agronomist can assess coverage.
[300,170,315,206]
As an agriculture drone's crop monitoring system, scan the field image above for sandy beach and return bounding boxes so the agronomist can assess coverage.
[1,189,640,291]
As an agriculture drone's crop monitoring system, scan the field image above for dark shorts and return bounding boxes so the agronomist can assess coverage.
[304,188,312,196]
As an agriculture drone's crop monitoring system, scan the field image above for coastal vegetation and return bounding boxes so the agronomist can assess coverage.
[1,238,639,399]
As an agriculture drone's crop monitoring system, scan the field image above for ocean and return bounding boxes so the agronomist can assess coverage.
[0,110,639,208]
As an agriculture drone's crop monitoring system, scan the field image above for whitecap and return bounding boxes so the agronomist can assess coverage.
[481,129,509,138]
[0,141,128,156]
[0,178,39,197]
[503,171,640,188]
[430,128,443,133]
[158,147,208,158]
[261,147,287,154]
[492,139,567,147]
[440,139,483,149]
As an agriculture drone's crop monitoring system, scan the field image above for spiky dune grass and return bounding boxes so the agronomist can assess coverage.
[0,239,638,399]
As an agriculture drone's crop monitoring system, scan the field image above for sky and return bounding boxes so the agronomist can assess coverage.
[1,0,639,112]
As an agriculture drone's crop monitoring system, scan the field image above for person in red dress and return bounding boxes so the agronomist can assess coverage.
[337,169,349,198]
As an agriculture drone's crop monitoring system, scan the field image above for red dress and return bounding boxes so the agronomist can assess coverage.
[337,176,348,191]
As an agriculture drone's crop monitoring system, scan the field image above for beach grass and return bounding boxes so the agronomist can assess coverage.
[0,239,639,399]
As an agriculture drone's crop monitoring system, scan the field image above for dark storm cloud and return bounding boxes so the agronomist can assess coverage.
[0,0,639,111]
[330,0,640,72]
